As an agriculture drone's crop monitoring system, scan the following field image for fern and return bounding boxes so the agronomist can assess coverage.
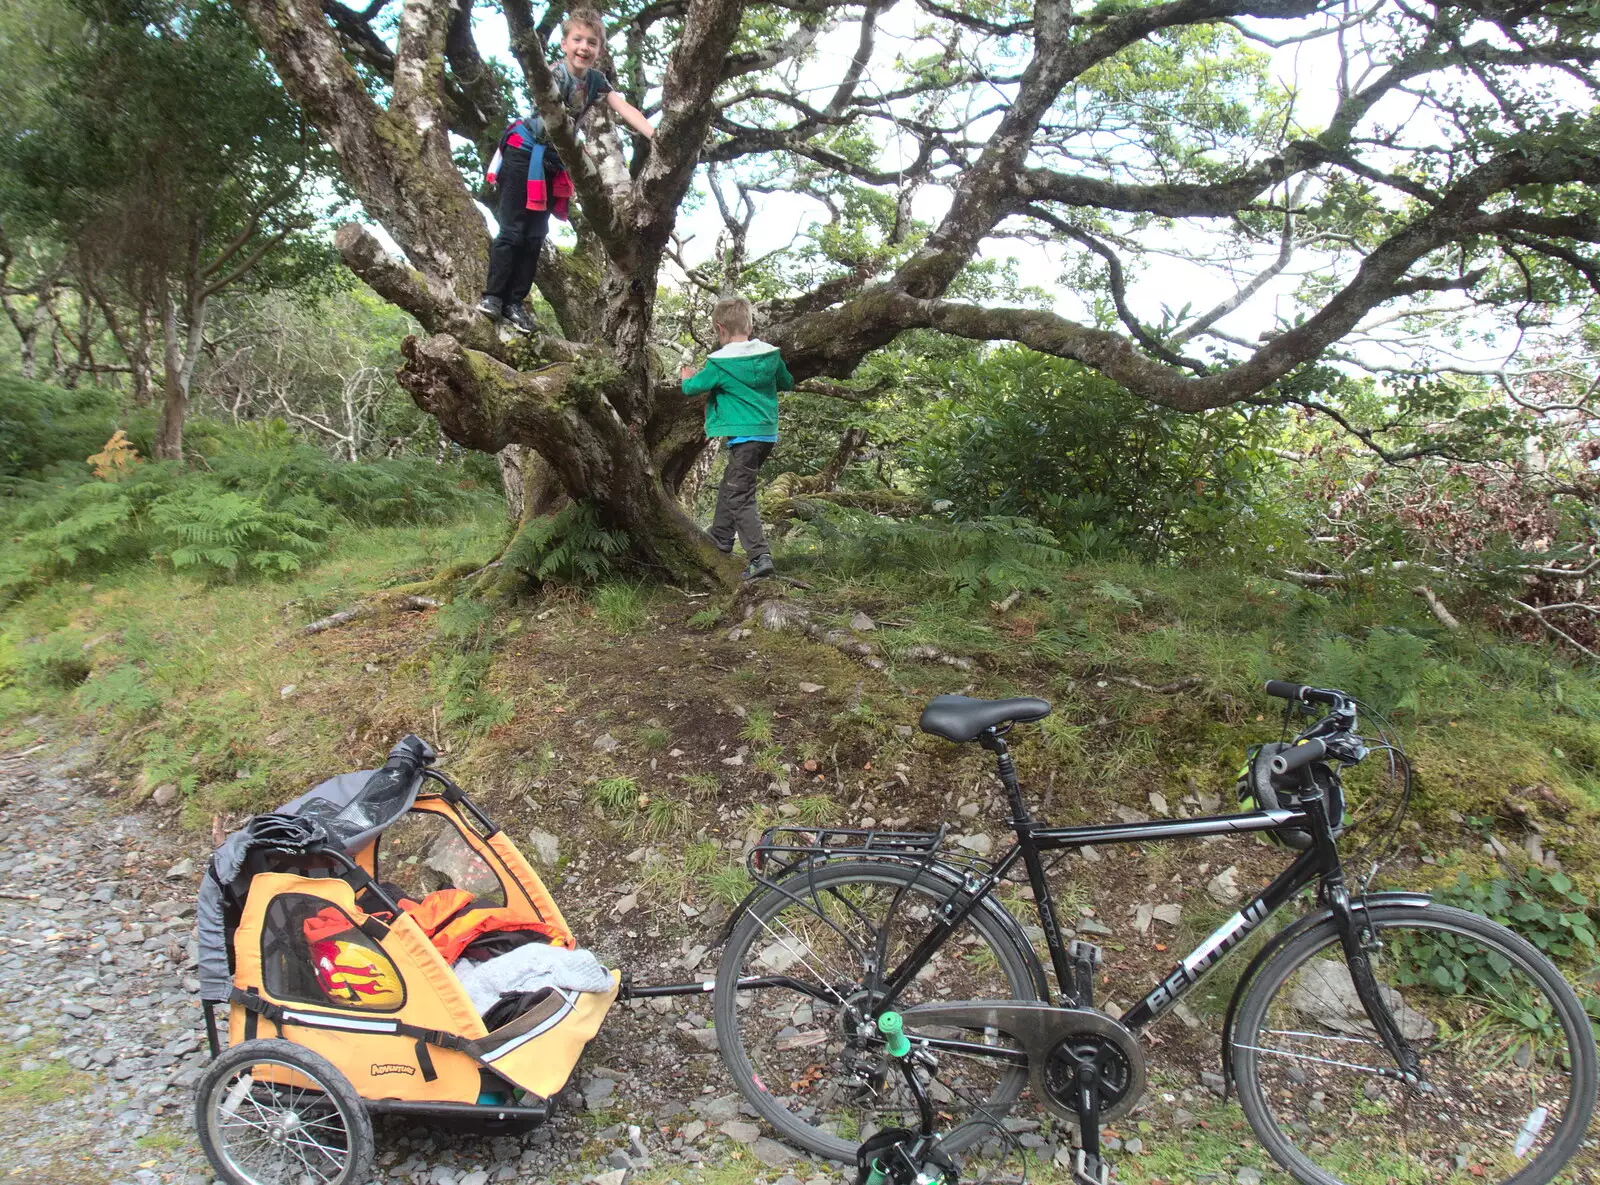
[151,488,328,578]
[432,651,514,735]
[77,664,163,721]
[504,502,629,585]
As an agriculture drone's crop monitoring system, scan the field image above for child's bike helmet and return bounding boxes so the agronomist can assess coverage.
[1236,741,1346,851]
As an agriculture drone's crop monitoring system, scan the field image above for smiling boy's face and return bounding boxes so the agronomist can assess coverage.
[560,23,603,73]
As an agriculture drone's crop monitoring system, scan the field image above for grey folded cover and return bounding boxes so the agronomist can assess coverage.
[454,943,614,1014]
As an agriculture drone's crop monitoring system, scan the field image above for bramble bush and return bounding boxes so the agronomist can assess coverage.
[1390,868,1600,1035]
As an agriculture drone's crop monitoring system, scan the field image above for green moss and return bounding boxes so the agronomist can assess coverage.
[0,1033,91,1108]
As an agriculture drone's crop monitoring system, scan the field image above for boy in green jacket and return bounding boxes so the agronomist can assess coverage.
[680,296,793,579]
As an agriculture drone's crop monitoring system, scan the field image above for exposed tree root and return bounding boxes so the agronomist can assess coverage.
[733,597,975,676]
[1106,675,1203,695]
[301,595,440,635]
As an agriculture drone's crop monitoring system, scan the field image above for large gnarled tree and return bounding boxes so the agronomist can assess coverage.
[232,0,1600,586]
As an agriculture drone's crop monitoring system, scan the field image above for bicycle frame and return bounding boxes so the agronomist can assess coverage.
[867,730,1362,1043]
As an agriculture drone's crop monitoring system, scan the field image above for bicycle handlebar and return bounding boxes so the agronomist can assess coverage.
[1264,681,1343,706]
[1270,737,1327,776]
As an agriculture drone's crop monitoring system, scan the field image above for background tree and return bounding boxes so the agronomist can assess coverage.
[228,0,1600,587]
[0,0,339,458]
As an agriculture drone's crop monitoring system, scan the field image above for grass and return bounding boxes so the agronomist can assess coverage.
[792,793,841,824]
[683,839,723,875]
[590,775,642,813]
[632,791,692,839]
[592,582,650,633]
[701,862,754,906]
[0,509,504,816]
[638,723,672,752]
[134,1131,189,1155]
[679,772,720,798]
[739,707,775,744]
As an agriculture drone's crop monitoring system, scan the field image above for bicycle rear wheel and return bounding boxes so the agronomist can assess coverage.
[715,859,1042,1162]
[1232,903,1597,1185]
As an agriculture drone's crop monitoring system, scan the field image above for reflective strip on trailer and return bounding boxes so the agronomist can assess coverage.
[281,1009,401,1033]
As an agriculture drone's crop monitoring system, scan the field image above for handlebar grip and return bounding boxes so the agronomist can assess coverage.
[1271,738,1327,776]
[1264,681,1342,706]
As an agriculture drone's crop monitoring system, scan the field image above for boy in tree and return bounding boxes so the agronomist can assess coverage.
[479,8,653,333]
[681,296,794,580]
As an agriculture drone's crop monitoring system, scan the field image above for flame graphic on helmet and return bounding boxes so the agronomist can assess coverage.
[303,908,403,1009]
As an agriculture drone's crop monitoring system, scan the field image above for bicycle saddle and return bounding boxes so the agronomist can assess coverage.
[918,694,1051,743]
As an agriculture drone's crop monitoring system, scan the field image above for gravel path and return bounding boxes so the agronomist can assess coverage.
[0,740,211,1185]
[0,735,844,1185]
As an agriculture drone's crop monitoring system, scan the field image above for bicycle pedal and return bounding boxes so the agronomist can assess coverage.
[1073,1149,1110,1185]
[1068,940,1104,967]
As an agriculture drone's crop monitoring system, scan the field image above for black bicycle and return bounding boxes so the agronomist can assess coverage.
[713,681,1599,1185]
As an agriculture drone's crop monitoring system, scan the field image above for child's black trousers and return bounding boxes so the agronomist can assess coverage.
[484,147,552,305]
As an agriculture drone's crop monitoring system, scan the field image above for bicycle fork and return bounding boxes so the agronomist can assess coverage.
[1328,882,1426,1085]
[1306,778,1426,1089]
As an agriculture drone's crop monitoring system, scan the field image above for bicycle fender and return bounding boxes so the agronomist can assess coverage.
[1218,891,1431,1097]
[722,856,1051,1000]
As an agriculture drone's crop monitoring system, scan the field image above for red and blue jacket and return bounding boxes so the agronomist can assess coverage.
[486,119,575,219]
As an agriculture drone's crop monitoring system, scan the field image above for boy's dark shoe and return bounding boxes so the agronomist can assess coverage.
[743,554,776,580]
[504,303,539,334]
[477,295,503,319]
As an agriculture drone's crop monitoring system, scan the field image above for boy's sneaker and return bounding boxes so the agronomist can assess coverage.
[504,303,539,334]
[743,554,776,580]
[477,295,503,319]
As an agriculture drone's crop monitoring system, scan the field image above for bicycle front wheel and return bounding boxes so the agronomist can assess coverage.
[1232,903,1597,1185]
[715,859,1042,1162]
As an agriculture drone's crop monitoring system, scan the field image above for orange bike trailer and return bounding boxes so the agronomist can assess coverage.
[192,736,619,1185]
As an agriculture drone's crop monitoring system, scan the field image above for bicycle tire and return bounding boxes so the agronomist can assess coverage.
[715,859,1041,1162]
[195,1037,375,1185]
[1232,903,1598,1185]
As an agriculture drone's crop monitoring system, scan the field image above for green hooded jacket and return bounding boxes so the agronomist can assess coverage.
[681,339,793,438]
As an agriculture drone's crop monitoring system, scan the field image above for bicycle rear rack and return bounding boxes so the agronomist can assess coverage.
[748,823,1000,886]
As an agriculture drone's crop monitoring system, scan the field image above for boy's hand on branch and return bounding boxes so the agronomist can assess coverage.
[680,363,696,380]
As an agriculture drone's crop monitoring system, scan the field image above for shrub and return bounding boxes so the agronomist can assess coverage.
[794,508,1066,600]
[0,377,120,478]
[911,348,1278,557]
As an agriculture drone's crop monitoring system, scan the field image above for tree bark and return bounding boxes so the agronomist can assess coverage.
[154,287,209,461]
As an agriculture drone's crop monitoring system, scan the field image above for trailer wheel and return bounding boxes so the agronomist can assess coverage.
[195,1038,374,1185]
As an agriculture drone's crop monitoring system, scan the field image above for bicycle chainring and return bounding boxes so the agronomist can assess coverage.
[1038,1022,1146,1125]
